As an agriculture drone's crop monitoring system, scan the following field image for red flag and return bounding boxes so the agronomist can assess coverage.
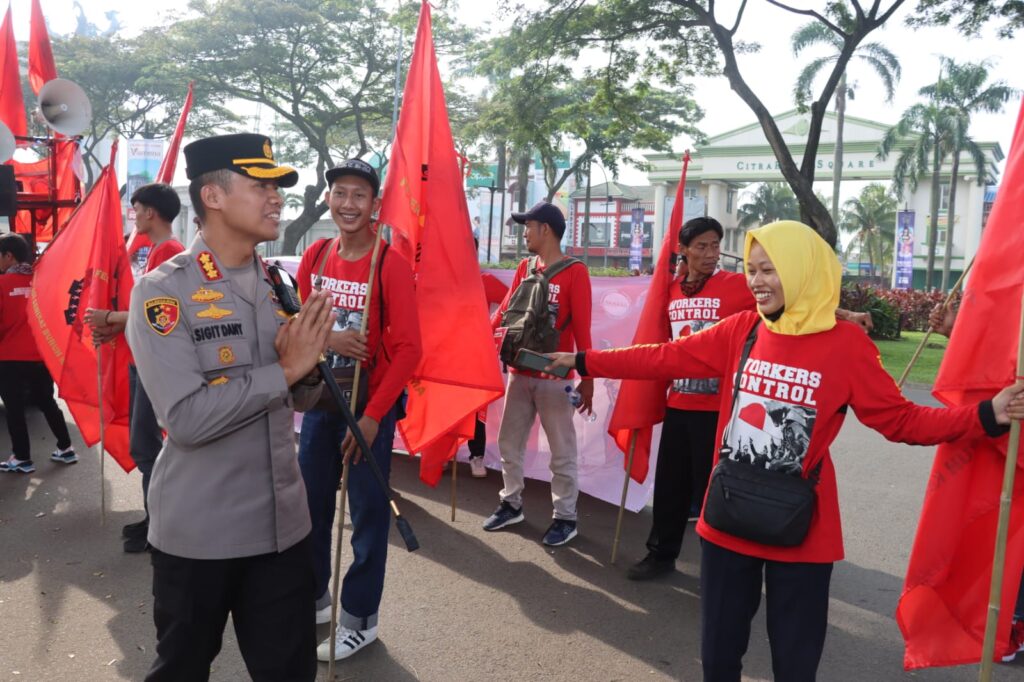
[28,142,135,472]
[28,0,56,95]
[127,82,194,256]
[606,152,691,482]
[0,4,26,137]
[897,100,1024,669]
[378,0,504,486]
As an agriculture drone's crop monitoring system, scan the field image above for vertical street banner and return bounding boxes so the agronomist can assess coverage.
[125,139,164,263]
[628,207,644,272]
[894,210,915,290]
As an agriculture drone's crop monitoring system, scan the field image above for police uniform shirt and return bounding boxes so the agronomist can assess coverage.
[126,234,320,560]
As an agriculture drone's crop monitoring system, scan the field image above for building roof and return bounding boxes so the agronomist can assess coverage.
[569,181,655,202]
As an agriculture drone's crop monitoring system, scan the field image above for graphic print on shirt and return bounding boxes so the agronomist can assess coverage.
[668,293,723,396]
[312,274,367,370]
[722,358,820,476]
[548,283,560,329]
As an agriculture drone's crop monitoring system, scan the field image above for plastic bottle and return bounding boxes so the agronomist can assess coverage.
[565,386,597,422]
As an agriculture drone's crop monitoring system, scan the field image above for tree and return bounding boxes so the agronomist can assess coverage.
[878,101,958,289]
[919,58,1016,289]
[791,4,901,225]
[840,183,896,279]
[156,0,473,254]
[509,0,909,248]
[51,34,229,187]
[909,0,1024,38]
[736,182,800,229]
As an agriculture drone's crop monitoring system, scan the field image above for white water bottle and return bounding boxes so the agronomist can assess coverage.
[565,386,597,422]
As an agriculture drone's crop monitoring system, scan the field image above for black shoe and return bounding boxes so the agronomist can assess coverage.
[626,554,675,581]
[122,518,148,539]
[123,534,150,553]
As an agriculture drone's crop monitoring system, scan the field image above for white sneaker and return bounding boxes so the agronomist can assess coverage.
[469,457,486,478]
[316,625,378,662]
[315,603,332,625]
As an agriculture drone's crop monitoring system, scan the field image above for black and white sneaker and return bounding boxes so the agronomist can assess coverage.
[316,625,378,661]
[482,501,524,531]
[50,447,78,465]
[542,519,578,547]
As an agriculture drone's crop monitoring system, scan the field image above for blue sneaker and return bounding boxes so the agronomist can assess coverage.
[482,501,524,531]
[0,456,35,473]
[542,519,578,547]
[50,447,78,465]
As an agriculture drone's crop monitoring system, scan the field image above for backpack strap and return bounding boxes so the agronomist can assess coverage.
[538,255,581,282]
[312,238,335,290]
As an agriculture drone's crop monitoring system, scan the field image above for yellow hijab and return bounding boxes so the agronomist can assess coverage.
[743,220,841,336]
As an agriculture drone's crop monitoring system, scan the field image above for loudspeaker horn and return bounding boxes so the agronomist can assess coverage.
[0,121,14,163]
[37,78,93,136]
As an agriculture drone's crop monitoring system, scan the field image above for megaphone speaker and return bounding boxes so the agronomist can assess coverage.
[0,166,16,217]
[38,78,93,136]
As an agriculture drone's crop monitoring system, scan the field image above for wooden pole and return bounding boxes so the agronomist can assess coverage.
[96,344,105,527]
[611,431,638,564]
[898,258,975,388]
[978,289,1024,681]
[450,451,458,522]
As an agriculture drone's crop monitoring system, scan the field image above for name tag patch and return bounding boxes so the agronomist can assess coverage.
[193,322,244,343]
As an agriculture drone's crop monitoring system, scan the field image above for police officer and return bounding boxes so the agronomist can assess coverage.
[126,133,334,682]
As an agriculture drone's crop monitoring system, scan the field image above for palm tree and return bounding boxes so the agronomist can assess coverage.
[792,5,901,225]
[737,182,801,229]
[919,58,1017,289]
[878,102,959,290]
[841,183,897,280]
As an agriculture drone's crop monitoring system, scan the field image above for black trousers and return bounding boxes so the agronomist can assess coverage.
[467,416,486,458]
[647,407,718,560]
[128,364,163,513]
[0,360,72,461]
[146,536,317,682]
[700,539,833,682]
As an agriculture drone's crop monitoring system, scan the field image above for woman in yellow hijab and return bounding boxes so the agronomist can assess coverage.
[546,220,1024,681]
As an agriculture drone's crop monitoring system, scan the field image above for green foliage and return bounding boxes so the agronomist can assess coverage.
[874,331,948,385]
[840,183,896,278]
[736,183,800,229]
[909,0,1024,38]
[839,284,900,340]
[482,261,635,277]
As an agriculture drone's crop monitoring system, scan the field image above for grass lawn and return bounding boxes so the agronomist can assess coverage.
[874,331,948,386]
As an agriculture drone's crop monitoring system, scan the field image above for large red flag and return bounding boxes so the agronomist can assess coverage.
[28,143,135,472]
[606,153,691,482]
[127,82,194,256]
[897,100,1024,669]
[28,0,56,95]
[0,4,26,137]
[378,0,504,486]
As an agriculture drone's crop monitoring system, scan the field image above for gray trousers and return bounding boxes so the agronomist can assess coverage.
[497,372,579,521]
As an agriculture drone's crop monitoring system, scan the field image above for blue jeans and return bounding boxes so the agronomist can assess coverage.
[298,406,397,631]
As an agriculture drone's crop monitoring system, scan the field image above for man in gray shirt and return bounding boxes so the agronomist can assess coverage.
[126,133,333,681]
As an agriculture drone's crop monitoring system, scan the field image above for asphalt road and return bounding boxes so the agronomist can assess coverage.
[1,389,1022,681]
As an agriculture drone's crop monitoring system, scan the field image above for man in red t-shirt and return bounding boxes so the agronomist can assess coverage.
[85,183,184,552]
[295,159,422,663]
[484,201,593,547]
[0,233,76,474]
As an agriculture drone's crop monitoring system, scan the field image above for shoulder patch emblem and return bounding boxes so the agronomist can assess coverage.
[197,252,222,281]
[196,303,233,320]
[144,297,180,336]
[190,286,224,303]
[218,346,235,364]
[209,376,229,386]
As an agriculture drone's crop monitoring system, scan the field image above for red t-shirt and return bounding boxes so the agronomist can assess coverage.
[482,273,508,307]
[492,256,592,379]
[145,239,185,273]
[297,238,422,423]
[0,269,39,362]
[585,310,985,564]
[666,270,756,412]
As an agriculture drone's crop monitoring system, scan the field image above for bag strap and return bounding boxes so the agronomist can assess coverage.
[312,238,335,289]
[539,256,581,282]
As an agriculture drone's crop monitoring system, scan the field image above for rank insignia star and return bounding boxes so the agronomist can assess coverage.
[197,252,222,281]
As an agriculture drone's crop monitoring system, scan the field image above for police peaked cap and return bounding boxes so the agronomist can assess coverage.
[184,133,299,188]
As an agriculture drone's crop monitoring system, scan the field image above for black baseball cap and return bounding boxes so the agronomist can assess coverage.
[184,133,298,188]
[325,159,381,196]
[511,201,566,238]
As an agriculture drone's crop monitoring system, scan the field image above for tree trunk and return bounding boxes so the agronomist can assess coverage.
[582,158,592,266]
[941,151,960,291]
[831,74,846,225]
[514,153,530,259]
[925,136,942,289]
[281,180,328,254]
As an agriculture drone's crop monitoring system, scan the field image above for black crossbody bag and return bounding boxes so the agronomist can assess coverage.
[703,321,822,547]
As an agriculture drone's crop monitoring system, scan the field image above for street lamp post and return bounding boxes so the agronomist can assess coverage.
[485,184,497,263]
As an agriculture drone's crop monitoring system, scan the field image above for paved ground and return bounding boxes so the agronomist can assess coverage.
[2,390,1023,681]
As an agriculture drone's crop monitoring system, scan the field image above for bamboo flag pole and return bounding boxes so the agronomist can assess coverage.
[898,258,975,388]
[611,431,639,564]
[95,344,106,527]
[978,289,1024,682]
[327,228,385,680]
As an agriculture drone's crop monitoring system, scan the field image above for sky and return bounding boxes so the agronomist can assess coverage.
[8,0,1023,197]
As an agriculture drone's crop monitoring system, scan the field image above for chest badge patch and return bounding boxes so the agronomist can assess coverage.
[218,346,235,364]
[209,376,229,386]
[191,286,224,303]
[145,297,180,336]
[197,252,222,281]
[196,303,233,320]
